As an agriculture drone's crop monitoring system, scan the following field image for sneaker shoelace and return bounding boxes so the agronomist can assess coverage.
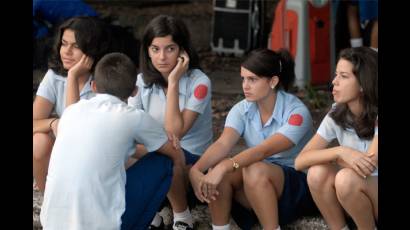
[173,221,193,230]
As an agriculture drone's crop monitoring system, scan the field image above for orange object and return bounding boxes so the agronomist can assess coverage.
[270,0,331,87]
[270,0,298,58]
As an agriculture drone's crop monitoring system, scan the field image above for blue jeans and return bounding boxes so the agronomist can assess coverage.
[120,152,173,230]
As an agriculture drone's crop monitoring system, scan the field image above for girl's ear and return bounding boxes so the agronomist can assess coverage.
[91,80,97,93]
[270,75,279,89]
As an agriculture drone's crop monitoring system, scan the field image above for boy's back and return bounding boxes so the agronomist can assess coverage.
[40,93,169,229]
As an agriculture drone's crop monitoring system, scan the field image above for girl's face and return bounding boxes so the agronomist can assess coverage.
[332,59,362,104]
[59,29,85,70]
[148,35,180,78]
[240,67,273,102]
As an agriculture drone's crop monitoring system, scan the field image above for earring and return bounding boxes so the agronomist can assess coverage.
[271,85,275,90]
[360,87,363,92]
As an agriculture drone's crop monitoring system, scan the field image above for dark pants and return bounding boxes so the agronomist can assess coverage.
[121,152,173,230]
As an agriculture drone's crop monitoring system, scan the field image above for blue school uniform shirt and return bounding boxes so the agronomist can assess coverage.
[128,69,213,156]
[317,104,378,176]
[36,69,95,117]
[225,90,313,168]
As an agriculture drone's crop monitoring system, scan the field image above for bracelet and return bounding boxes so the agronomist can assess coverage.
[229,158,239,171]
[49,118,58,129]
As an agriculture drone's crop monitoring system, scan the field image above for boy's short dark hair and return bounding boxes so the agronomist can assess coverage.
[94,52,137,99]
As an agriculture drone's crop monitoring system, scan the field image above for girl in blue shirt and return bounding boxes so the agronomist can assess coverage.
[128,15,212,230]
[295,47,378,230]
[189,49,317,230]
[33,16,110,192]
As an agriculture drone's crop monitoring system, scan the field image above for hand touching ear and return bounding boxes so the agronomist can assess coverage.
[168,50,189,84]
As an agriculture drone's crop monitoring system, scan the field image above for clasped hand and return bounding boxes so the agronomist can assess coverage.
[339,147,377,178]
[190,166,224,203]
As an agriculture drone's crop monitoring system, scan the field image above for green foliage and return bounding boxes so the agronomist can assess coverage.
[304,84,332,110]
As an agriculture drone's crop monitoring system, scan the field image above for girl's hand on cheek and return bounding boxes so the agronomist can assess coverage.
[168,50,189,84]
[68,55,94,78]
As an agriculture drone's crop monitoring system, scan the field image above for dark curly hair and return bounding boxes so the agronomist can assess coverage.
[48,16,111,76]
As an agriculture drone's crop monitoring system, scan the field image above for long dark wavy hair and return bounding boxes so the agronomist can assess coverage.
[48,16,111,76]
[330,47,378,139]
[139,15,200,88]
[241,48,295,91]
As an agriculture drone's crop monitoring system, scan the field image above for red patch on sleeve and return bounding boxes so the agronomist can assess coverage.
[194,84,208,100]
[288,114,303,126]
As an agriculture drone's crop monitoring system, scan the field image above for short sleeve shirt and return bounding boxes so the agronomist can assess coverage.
[225,90,313,167]
[40,94,169,230]
[128,69,213,156]
[36,69,95,117]
[317,105,378,176]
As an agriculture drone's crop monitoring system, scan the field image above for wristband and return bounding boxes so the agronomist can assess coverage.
[229,158,239,171]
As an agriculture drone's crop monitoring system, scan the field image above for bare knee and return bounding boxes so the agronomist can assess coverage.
[210,173,239,202]
[33,132,53,161]
[335,168,361,200]
[307,164,336,191]
[243,162,272,189]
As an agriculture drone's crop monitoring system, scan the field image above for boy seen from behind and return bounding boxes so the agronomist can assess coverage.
[40,52,185,230]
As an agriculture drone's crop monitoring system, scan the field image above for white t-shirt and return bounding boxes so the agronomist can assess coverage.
[36,69,95,117]
[317,109,378,176]
[40,94,168,230]
[128,69,213,156]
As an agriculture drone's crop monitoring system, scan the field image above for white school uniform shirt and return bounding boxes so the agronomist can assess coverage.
[128,69,213,156]
[317,104,378,176]
[36,69,95,117]
[225,90,313,168]
[40,94,169,230]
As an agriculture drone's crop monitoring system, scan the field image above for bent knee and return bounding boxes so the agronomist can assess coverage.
[307,164,336,190]
[33,133,54,160]
[335,168,362,198]
[243,162,278,188]
[215,171,240,194]
[33,132,53,145]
